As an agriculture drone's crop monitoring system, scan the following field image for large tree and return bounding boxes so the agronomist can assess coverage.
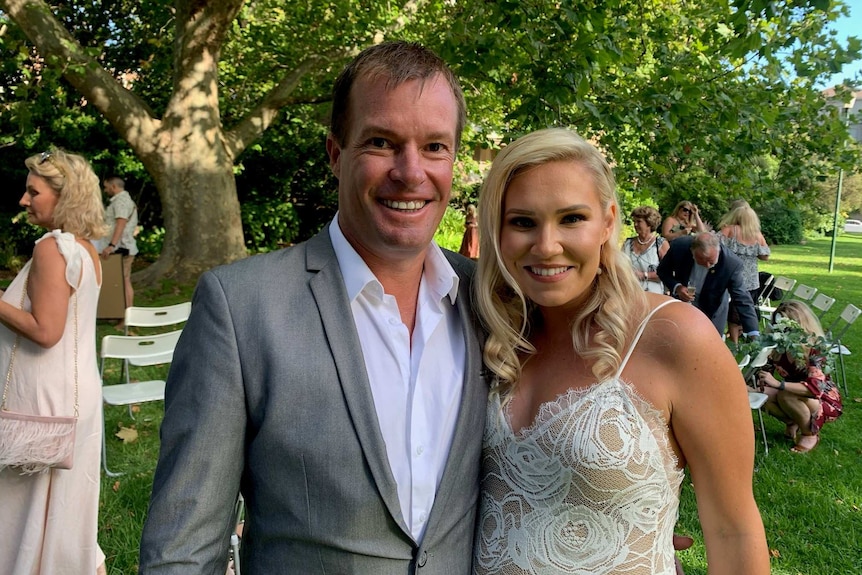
[1,0,858,282]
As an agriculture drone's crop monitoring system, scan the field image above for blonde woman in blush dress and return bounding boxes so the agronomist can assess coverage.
[0,149,108,575]
[472,128,768,575]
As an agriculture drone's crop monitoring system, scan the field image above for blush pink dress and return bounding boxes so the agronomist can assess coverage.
[0,231,105,574]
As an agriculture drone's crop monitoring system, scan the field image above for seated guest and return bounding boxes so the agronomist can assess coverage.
[657,231,759,337]
[623,206,668,293]
[661,201,707,241]
[757,301,842,453]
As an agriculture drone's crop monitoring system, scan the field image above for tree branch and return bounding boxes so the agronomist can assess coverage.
[223,47,352,159]
[0,0,160,155]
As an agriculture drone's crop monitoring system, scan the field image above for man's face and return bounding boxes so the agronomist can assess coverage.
[103,181,117,197]
[693,246,719,268]
[326,73,459,266]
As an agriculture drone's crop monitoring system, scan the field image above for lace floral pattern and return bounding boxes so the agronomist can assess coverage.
[475,380,684,575]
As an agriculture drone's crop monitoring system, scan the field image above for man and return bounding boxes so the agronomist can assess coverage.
[138,42,487,574]
[657,231,760,336]
[100,176,138,309]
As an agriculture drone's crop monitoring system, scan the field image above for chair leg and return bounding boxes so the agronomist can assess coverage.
[838,343,849,396]
[102,403,123,477]
[757,409,768,456]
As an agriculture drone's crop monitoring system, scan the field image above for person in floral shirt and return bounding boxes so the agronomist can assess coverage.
[757,300,843,453]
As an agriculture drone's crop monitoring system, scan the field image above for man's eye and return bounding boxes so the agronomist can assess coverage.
[370,137,388,148]
[427,143,443,152]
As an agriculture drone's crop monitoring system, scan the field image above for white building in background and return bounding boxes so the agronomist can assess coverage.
[822,87,861,144]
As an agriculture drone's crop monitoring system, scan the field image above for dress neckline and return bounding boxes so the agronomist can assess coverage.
[499,299,680,439]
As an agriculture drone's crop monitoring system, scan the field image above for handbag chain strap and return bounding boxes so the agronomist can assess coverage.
[2,268,80,417]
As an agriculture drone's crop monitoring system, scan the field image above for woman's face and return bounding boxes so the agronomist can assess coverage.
[500,160,615,311]
[677,205,692,221]
[634,217,652,237]
[20,173,59,229]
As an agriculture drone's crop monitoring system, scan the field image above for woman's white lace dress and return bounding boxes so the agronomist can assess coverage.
[474,302,684,575]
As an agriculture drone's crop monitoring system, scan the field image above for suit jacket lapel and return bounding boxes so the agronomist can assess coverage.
[305,227,410,537]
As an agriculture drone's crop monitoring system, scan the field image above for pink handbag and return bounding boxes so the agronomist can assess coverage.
[0,273,78,474]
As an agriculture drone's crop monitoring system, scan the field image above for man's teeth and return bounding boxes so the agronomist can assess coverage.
[530,267,568,276]
[383,200,426,210]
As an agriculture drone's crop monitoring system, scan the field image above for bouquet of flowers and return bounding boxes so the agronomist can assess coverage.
[761,316,835,375]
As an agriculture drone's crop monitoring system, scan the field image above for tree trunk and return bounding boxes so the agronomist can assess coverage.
[134,139,247,285]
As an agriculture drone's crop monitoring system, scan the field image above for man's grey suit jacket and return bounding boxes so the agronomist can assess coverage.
[139,226,489,574]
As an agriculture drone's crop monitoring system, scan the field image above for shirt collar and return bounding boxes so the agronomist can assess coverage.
[329,212,459,305]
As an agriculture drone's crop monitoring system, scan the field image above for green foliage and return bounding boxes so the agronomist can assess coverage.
[759,200,804,245]
[240,195,300,251]
[135,227,164,262]
[763,316,836,375]
[433,206,467,252]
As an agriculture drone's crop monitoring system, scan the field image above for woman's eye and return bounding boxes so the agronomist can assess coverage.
[508,216,534,228]
[561,214,585,224]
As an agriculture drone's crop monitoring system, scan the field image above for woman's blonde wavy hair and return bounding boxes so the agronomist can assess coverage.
[717,204,762,242]
[24,148,108,240]
[476,128,648,399]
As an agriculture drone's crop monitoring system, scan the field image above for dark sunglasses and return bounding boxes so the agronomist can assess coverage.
[680,207,692,214]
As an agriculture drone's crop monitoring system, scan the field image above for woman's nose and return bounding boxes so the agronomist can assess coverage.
[531,225,563,257]
[19,192,29,207]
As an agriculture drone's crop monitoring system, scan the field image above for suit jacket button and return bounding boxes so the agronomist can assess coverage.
[418,550,428,567]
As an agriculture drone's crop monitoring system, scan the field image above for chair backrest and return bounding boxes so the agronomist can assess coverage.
[749,345,777,369]
[827,304,861,341]
[771,277,796,301]
[125,302,191,331]
[757,273,775,304]
[100,330,183,369]
[810,293,836,319]
[791,283,817,302]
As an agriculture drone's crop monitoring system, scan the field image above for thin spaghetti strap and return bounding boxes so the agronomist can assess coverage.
[615,299,679,378]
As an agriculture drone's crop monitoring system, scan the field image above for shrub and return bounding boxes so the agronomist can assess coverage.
[758,200,803,245]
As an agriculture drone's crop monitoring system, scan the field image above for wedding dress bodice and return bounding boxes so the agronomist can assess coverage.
[474,302,684,575]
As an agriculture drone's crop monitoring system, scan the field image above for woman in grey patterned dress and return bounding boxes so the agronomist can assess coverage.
[718,202,770,342]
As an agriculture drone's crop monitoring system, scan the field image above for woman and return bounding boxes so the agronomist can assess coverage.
[718,203,770,342]
[622,206,668,293]
[758,301,842,453]
[473,129,768,574]
[459,203,480,259]
[0,149,107,574]
[661,200,706,241]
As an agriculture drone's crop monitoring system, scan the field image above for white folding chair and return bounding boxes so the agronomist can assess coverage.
[826,304,861,395]
[790,283,817,303]
[810,293,836,320]
[124,302,191,334]
[758,276,796,321]
[737,354,751,370]
[100,330,182,476]
[742,344,776,456]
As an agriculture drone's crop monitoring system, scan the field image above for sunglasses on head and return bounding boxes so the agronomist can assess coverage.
[38,150,66,178]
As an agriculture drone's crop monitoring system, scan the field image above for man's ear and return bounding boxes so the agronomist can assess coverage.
[326,134,341,178]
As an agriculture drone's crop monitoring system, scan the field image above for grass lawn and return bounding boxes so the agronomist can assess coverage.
[91,234,862,574]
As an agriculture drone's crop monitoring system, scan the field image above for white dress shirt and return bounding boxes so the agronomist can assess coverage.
[329,214,466,542]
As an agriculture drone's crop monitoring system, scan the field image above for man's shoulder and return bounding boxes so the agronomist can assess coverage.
[442,247,476,281]
[206,242,311,288]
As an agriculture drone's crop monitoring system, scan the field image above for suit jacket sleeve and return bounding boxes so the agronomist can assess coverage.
[657,242,679,294]
[139,271,246,574]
